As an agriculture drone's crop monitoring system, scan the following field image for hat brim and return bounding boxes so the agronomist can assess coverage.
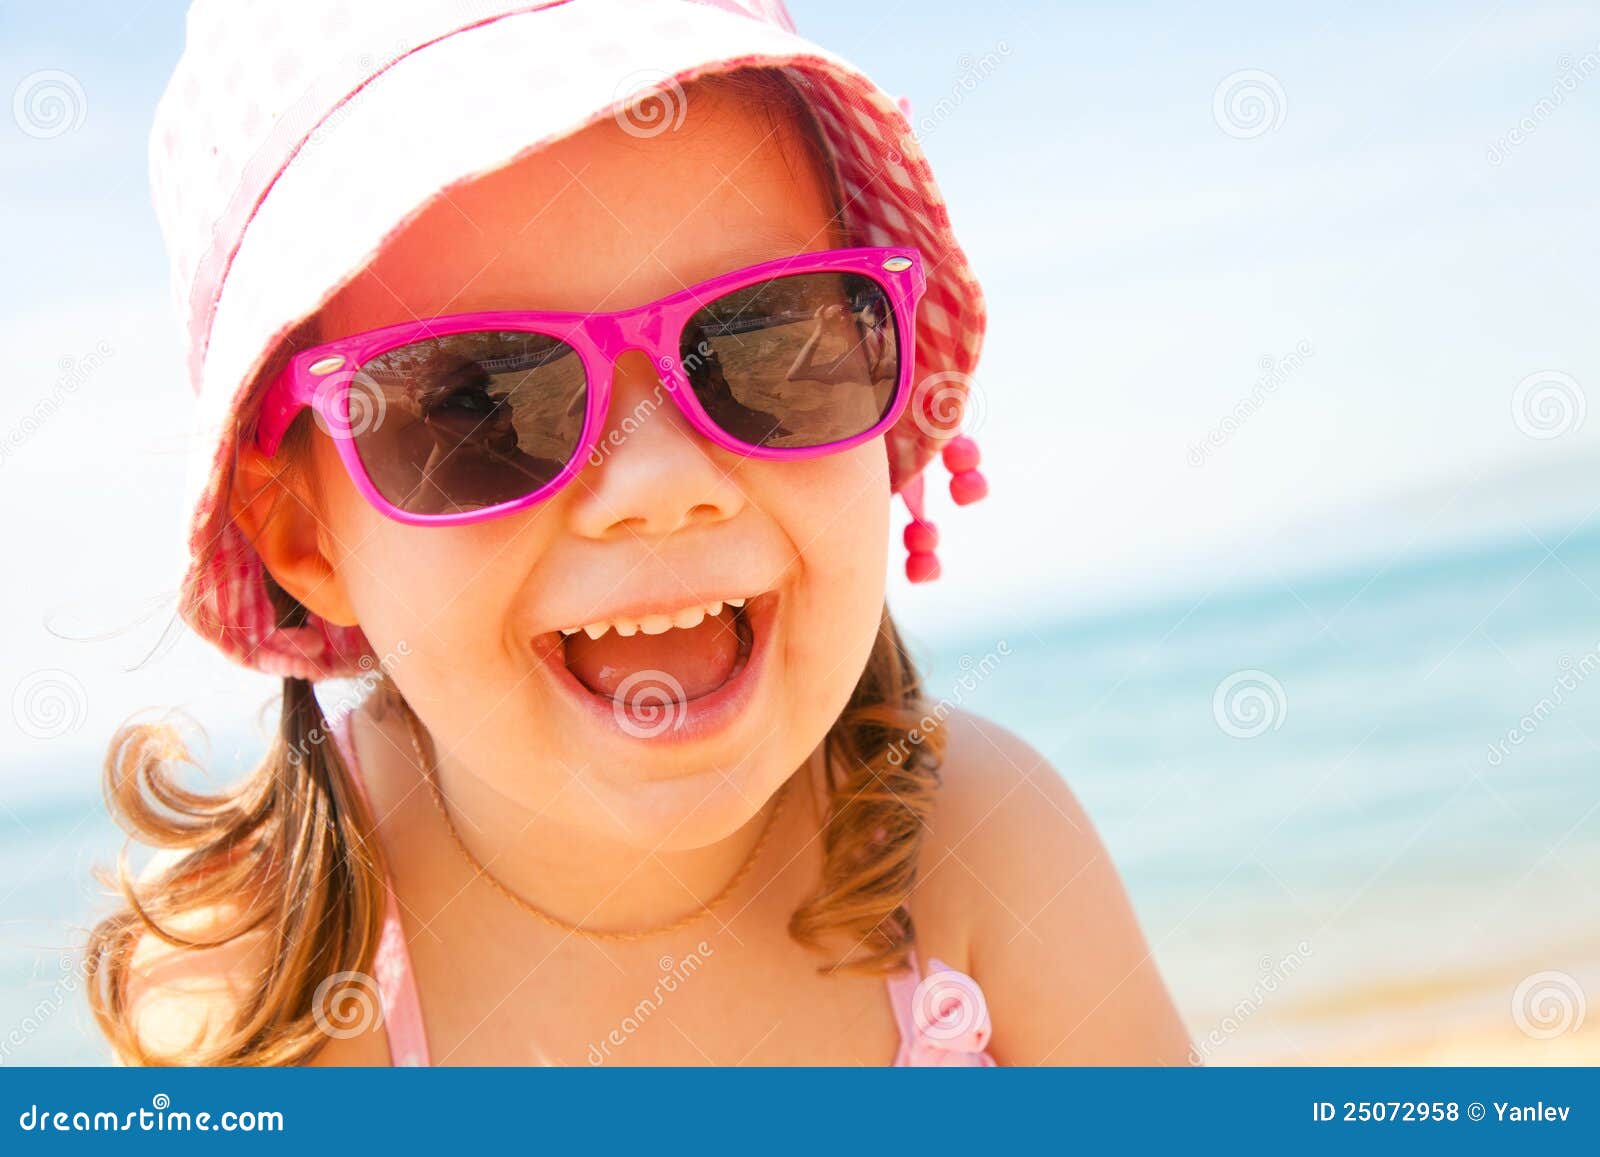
[180,0,984,678]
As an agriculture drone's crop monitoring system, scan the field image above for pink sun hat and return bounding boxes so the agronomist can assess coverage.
[152,0,988,680]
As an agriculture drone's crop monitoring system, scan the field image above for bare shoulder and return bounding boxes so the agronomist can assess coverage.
[119,853,388,1067]
[912,709,1194,1065]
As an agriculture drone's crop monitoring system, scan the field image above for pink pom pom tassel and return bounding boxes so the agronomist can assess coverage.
[949,469,988,505]
[942,435,988,506]
[941,435,981,474]
[904,519,939,554]
[899,474,941,582]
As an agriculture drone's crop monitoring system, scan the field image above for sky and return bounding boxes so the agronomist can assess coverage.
[3,0,1599,787]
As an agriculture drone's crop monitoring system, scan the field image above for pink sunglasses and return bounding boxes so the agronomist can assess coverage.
[255,246,926,525]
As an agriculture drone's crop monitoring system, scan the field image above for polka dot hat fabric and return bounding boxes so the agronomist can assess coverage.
[152,0,986,679]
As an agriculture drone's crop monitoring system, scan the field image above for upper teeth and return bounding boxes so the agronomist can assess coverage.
[559,597,745,639]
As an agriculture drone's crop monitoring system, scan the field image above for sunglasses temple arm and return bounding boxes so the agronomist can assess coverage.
[253,367,308,456]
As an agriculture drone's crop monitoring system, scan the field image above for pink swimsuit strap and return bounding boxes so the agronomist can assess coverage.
[329,711,995,1067]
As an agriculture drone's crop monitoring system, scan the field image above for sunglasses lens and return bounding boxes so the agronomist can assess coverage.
[349,331,587,516]
[679,272,900,448]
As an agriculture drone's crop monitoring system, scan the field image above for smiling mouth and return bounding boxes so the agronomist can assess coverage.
[551,594,767,717]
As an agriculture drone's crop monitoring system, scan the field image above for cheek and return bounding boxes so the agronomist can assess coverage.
[313,444,529,680]
[771,442,891,705]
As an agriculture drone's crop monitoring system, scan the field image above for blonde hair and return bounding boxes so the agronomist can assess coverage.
[86,67,945,1065]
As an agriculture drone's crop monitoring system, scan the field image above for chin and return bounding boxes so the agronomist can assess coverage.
[574,736,803,853]
[624,745,806,857]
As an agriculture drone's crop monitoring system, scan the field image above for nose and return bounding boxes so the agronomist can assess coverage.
[565,350,746,541]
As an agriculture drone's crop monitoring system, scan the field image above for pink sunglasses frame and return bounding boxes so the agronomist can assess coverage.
[254,245,927,526]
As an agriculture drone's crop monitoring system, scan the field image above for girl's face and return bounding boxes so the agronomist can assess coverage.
[300,83,890,849]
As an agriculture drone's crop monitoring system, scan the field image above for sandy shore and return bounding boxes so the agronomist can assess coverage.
[1296,1022,1600,1066]
[1211,1019,1598,1066]
[1201,944,1599,1066]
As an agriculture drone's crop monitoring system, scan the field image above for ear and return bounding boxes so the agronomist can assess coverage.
[230,439,360,629]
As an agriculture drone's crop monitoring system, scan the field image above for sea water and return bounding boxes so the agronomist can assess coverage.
[5,527,1599,1064]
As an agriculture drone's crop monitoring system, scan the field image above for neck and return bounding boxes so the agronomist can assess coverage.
[419,738,798,937]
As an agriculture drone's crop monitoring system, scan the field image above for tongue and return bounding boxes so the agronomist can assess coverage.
[564,609,740,705]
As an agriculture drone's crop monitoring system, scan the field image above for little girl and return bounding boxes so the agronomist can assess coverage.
[89,0,1190,1066]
